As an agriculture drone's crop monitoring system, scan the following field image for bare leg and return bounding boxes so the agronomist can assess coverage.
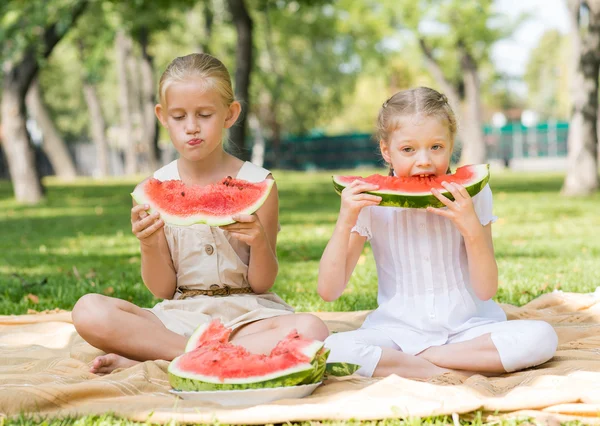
[417,333,505,373]
[230,313,330,354]
[373,347,451,379]
[72,294,187,374]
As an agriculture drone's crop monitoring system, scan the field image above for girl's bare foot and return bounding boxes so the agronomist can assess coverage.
[90,353,140,375]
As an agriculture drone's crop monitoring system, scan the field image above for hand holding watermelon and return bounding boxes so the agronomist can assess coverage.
[427,181,483,237]
[219,213,267,247]
[338,180,382,226]
[130,203,164,246]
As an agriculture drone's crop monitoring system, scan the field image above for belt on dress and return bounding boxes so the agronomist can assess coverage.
[178,284,255,299]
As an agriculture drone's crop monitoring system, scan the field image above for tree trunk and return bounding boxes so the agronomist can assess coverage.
[418,38,468,158]
[263,8,283,168]
[458,43,486,165]
[137,27,159,173]
[116,30,137,175]
[0,1,87,203]
[227,0,253,158]
[562,0,600,195]
[25,79,78,180]
[418,38,461,114]
[249,113,265,167]
[1,83,43,203]
[82,82,110,177]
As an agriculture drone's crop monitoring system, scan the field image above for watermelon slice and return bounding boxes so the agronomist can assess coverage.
[332,164,490,209]
[168,320,327,391]
[131,176,274,227]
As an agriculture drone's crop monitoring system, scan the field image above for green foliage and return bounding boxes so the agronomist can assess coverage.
[250,0,390,136]
[390,0,524,93]
[524,30,571,119]
[0,0,87,64]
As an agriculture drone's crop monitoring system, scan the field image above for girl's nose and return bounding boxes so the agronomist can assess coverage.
[185,117,200,134]
[415,150,432,166]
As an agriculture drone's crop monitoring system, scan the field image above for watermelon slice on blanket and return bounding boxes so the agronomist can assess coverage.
[332,164,490,209]
[169,320,326,391]
[131,176,274,226]
[168,320,360,391]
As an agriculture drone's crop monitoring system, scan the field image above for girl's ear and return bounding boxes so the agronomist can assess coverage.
[224,101,242,129]
[155,103,168,127]
[379,139,391,163]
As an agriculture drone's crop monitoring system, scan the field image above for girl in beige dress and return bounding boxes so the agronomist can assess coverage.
[72,53,329,374]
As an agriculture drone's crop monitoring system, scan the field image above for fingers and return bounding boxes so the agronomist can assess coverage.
[131,204,149,221]
[345,180,379,195]
[231,214,256,223]
[136,217,164,240]
[353,193,382,203]
[132,212,161,234]
[430,187,454,207]
[426,206,451,218]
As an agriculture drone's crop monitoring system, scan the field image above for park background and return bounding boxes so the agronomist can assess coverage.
[0,0,599,424]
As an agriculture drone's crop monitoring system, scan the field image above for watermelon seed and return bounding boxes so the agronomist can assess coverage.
[181,192,185,197]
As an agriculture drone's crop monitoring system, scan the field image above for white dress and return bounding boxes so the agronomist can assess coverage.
[324,184,558,376]
[353,184,505,354]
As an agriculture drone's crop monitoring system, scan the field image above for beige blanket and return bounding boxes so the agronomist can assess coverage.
[2,291,600,424]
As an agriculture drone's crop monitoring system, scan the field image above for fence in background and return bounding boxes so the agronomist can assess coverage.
[0,121,570,178]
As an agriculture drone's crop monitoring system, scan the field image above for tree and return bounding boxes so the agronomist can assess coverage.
[524,30,571,120]
[0,0,88,203]
[562,0,600,196]
[227,0,254,159]
[25,79,78,180]
[393,0,522,165]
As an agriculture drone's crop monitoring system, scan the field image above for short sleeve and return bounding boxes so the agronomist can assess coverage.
[351,206,373,240]
[472,184,498,226]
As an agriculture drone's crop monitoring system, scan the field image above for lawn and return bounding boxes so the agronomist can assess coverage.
[0,169,598,315]
[0,169,599,426]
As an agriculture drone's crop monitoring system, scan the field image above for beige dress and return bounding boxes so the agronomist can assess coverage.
[147,160,294,337]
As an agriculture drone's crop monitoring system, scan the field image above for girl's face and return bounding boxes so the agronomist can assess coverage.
[155,77,240,162]
[380,115,452,178]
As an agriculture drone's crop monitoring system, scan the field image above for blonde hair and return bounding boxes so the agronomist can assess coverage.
[376,87,457,146]
[158,53,235,107]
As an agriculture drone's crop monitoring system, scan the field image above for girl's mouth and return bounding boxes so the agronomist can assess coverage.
[187,139,204,146]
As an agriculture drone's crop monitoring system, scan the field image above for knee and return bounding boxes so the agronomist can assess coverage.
[528,321,559,360]
[497,320,558,372]
[72,294,115,337]
[292,314,330,342]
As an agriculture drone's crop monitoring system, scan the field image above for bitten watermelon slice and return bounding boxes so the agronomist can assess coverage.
[168,320,327,391]
[333,164,490,209]
[131,176,274,227]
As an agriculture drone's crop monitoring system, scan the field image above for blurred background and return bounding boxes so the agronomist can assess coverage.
[1,0,598,204]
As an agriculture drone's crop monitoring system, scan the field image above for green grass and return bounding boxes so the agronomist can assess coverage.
[0,169,599,425]
[0,169,598,315]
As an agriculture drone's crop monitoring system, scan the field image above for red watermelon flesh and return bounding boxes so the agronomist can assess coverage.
[131,176,274,227]
[168,319,326,390]
[332,164,490,208]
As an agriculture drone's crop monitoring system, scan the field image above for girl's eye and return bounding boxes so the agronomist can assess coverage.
[401,147,413,153]
[173,116,185,121]
[432,145,443,151]
[198,114,212,118]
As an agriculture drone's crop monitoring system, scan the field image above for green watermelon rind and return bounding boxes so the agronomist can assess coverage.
[325,362,361,377]
[332,164,490,209]
[168,363,315,391]
[300,348,330,385]
[131,179,274,227]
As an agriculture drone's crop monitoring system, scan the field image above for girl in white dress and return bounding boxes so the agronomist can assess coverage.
[318,87,558,379]
[72,53,329,374]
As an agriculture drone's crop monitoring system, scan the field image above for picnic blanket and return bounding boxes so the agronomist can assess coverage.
[2,290,600,424]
